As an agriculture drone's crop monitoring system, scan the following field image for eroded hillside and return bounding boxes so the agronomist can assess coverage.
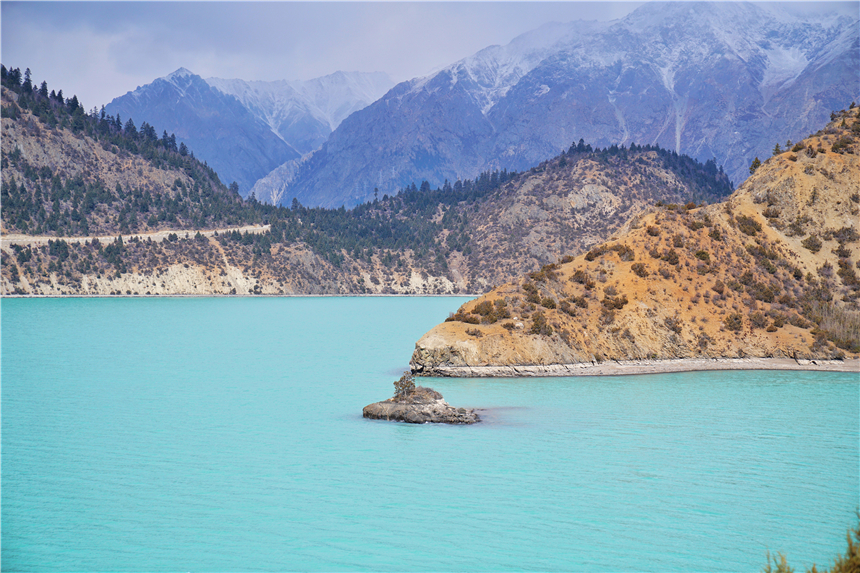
[411,109,860,373]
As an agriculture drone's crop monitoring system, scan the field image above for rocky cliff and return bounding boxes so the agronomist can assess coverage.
[411,109,860,373]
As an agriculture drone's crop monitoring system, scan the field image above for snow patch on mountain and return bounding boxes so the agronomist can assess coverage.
[205,71,393,149]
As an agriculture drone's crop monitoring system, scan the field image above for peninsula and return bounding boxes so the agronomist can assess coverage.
[411,109,860,375]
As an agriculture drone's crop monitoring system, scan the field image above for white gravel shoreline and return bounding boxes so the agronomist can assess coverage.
[417,357,860,377]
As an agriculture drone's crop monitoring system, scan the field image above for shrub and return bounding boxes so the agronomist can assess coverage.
[763,514,860,573]
[570,269,595,289]
[664,316,683,334]
[473,301,494,316]
[529,311,553,336]
[747,280,779,303]
[559,300,576,316]
[712,280,725,295]
[446,311,480,324]
[501,322,515,331]
[615,244,635,261]
[837,259,860,289]
[709,227,722,241]
[672,234,684,247]
[631,263,649,278]
[602,294,629,310]
[749,311,769,329]
[663,249,680,265]
[736,215,762,236]
[585,248,603,261]
[465,328,483,338]
[724,313,744,331]
[393,371,415,397]
[530,263,558,282]
[834,244,852,258]
[833,226,859,243]
[540,297,556,309]
[570,295,588,309]
[695,250,711,262]
[522,282,541,304]
[646,225,661,236]
[801,235,823,253]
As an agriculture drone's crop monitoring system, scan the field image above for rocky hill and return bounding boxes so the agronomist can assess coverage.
[280,2,858,208]
[410,108,860,373]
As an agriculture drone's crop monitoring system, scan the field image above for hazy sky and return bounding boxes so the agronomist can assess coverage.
[2,1,857,111]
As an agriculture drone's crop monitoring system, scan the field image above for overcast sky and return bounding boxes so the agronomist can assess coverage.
[2,1,857,111]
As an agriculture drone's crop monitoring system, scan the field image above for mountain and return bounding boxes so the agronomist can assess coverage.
[409,108,860,375]
[105,69,392,199]
[280,1,858,208]
[2,67,735,296]
[105,68,299,197]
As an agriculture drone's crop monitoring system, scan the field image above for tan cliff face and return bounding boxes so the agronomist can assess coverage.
[411,109,860,373]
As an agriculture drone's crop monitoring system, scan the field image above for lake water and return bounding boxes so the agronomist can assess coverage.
[2,297,858,571]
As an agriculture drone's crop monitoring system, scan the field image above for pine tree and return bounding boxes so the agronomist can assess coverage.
[749,157,761,174]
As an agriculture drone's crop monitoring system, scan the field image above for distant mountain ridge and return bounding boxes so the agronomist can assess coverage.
[206,71,393,156]
[279,1,858,208]
[105,69,393,198]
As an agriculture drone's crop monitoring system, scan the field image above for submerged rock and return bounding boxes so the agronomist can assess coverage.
[363,385,480,424]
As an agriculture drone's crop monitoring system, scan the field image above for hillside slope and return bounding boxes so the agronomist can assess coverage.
[411,109,860,374]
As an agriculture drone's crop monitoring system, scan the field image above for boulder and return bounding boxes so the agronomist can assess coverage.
[363,386,480,424]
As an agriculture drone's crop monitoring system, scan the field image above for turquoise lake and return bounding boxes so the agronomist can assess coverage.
[2,297,858,571]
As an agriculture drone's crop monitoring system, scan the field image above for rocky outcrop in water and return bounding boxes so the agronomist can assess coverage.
[362,386,480,424]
